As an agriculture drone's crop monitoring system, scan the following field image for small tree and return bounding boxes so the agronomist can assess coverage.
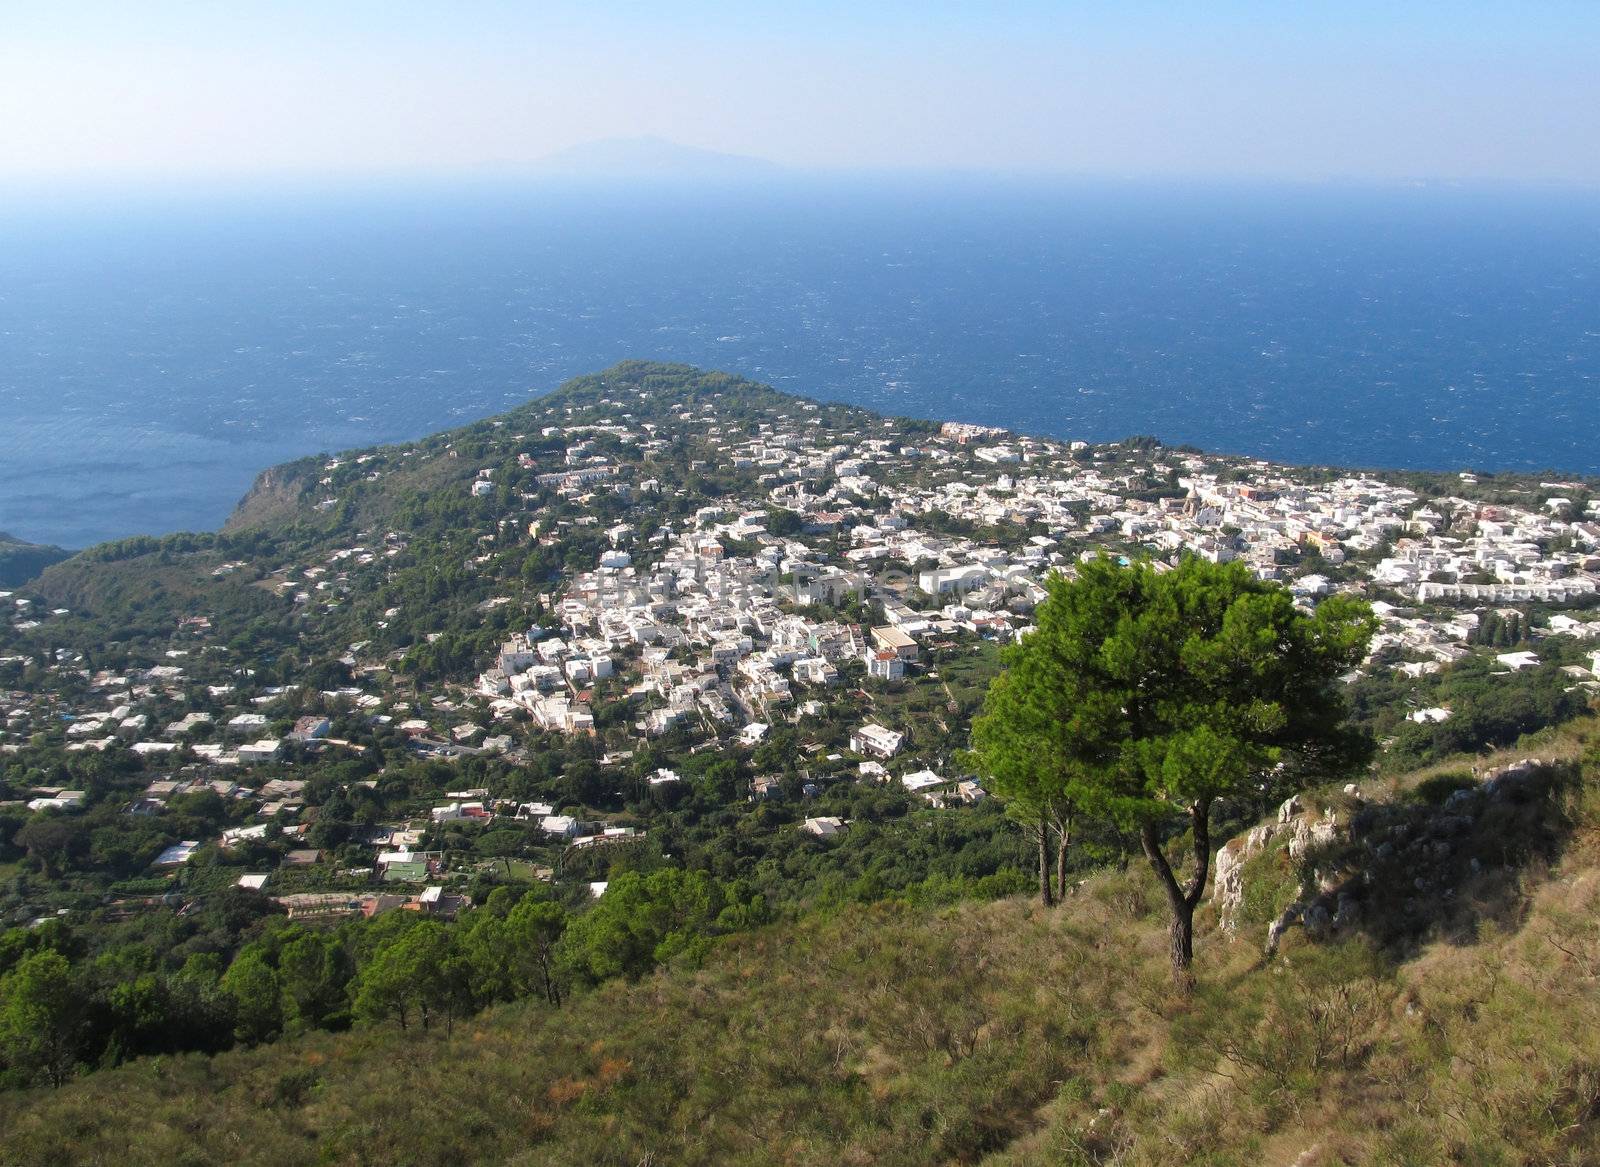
[221,947,283,1045]
[978,556,1374,986]
[505,896,568,1006]
[279,933,351,1031]
[0,950,82,1087]
[353,919,465,1032]
[15,817,87,881]
[970,670,1094,905]
[556,869,731,985]
[353,934,414,1030]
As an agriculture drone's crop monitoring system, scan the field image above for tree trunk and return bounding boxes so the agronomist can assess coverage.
[1054,814,1072,903]
[1138,798,1213,991]
[540,956,562,1007]
[1168,902,1195,989]
[45,1033,69,1089]
[1036,814,1055,907]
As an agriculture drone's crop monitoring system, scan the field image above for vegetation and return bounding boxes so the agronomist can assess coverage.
[1351,647,1596,772]
[974,557,1375,983]
[0,533,71,588]
[1,740,1598,1165]
[1,362,1598,1160]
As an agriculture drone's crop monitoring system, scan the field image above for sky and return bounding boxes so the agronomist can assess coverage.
[3,1,1599,184]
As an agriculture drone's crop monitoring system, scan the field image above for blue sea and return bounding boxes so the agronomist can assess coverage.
[3,176,1598,548]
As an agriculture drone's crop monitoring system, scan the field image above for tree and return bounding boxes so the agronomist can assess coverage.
[0,950,82,1087]
[308,790,355,850]
[221,947,282,1045]
[100,973,175,1063]
[561,759,608,806]
[970,669,1096,905]
[977,556,1374,986]
[557,869,736,985]
[15,816,88,880]
[279,933,352,1032]
[354,920,461,1032]
[504,895,568,1005]
[763,508,804,537]
[352,927,416,1030]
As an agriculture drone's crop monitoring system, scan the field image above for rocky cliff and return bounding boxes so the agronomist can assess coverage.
[1215,756,1574,958]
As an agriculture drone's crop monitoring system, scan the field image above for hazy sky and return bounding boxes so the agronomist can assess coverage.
[4,1,1599,183]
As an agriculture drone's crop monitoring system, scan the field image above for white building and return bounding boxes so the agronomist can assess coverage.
[850,723,904,758]
[918,565,990,595]
[237,739,282,763]
[866,650,905,681]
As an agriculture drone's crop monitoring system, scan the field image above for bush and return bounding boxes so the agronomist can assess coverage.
[1413,771,1476,806]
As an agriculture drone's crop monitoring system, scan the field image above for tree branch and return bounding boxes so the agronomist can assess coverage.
[1184,798,1212,910]
[1139,822,1183,907]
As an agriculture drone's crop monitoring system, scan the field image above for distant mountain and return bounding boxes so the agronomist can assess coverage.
[529,135,781,179]
[0,531,71,586]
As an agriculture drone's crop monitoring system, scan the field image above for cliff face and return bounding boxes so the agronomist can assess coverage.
[222,459,316,531]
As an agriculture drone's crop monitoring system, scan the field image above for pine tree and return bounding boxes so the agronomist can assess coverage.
[973,556,1375,986]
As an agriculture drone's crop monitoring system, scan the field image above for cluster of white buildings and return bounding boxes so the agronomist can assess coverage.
[1374,498,1600,604]
[456,389,1600,773]
[9,378,1600,883]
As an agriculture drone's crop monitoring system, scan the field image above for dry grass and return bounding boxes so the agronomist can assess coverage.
[5,748,1600,1166]
[1369,712,1599,800]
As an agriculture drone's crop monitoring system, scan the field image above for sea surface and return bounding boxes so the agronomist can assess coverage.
[2,176,1598,548]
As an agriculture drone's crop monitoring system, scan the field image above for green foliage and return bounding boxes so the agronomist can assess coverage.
[3,741,1600,1164]
[0,533,71,588]
[351,918,473,1032]
[1234,846,1302,930]
[0,950,82,1088]
[503,894,568,1004]
[762,507,805,537]
[556,869,763,984]
[278,933,352,1032]
[986,559,1359,830]
[1381,658,1592,771]
[1035,556,1373,822]
[220,946,282,1045]
[13,817,88,881]
[974,555,1375,977]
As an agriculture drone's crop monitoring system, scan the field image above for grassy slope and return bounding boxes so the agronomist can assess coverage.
[5,725,1600,1166]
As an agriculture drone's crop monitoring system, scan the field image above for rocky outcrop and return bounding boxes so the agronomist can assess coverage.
[1213,822,1279,935]
[1216,760,1562,958]
[1214,789,1352,937]
[223,460,316,531]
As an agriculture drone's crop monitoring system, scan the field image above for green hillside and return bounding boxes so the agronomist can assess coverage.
[20,362,895,658]
[0,532,71,588]
[4,727,1598,1167]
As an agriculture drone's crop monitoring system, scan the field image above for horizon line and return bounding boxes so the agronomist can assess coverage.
[3,164,1599,197]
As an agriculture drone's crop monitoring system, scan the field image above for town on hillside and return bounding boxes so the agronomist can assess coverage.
[0,364,1596,1064]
